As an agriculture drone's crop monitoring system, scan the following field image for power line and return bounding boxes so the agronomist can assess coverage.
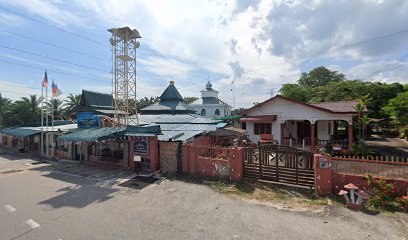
[0,43,108,73]
[0,29,109,63]
[0,59,107,82]
[0,5,107,47]
[331,27,408,51]
[363,52,408,80]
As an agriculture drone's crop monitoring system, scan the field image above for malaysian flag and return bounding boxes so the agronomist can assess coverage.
[51,80,62,98]
[41,71,48,87]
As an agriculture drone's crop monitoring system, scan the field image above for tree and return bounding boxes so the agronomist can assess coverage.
[64,94,81,119]
[231,107,247,116]
[183,97,199,104]
[279,84,310,102]
[298,66,346,88]
[21,95,43,119]
[137,97,159,111]
[0,94,11,127]
[46,99,65,120]
[382,91,408,126]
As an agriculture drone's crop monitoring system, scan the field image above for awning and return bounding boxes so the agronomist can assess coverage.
[57,125,161,142]
[240,115,277,123]
[0,128,41,138]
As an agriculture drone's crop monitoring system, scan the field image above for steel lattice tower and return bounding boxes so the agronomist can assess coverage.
[108,27,141,126]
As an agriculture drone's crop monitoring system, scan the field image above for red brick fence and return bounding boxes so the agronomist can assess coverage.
[181,144,408,196]
[315,154,408,196]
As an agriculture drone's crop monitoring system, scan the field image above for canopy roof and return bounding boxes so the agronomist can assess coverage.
[57,125,161,142]
[0,128,41,138]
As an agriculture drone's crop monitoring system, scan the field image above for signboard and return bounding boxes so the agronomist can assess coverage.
[134,138,149,155]
[319,157,329,169]
[77,112,100,128]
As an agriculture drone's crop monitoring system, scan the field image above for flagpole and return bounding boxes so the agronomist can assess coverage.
[45,85,49,157]
[40,86,44,156]
[51,82,54,158]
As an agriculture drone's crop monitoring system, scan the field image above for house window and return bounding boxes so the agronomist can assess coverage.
[201,109,206,116]
[241,122,246,130]
[215,109,220,116]
[254,123,271,135]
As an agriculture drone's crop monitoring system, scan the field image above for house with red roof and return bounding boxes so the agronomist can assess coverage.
[239,95,366,151]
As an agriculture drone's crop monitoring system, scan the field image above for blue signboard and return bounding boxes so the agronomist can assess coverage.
[134,138,149,155]
[77,112,100,128]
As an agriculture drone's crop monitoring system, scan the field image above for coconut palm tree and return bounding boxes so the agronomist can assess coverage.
[21,95,43,118]
[46,99,65,120]
[63,94,81,120]
[0,94,11,126]
[353,94,371,139]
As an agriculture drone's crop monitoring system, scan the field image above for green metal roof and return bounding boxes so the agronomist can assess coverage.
[57,125,161,142]
[0,128,41,138]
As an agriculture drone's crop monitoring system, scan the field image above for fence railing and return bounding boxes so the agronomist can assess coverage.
[332,156,408,180]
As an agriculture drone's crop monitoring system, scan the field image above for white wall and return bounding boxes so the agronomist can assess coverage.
[190,104,231,118]
[317,120,330,140]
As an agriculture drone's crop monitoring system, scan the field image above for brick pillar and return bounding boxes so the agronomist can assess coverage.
[314,154,333,195]
[348,123,353,148]
[150,137,159,172]
[310,123,315,149]
[280,123,285,145]
[129,139,135,171]
[229,148,244,180]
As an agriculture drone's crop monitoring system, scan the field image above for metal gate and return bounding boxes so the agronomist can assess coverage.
[244,144,315,187]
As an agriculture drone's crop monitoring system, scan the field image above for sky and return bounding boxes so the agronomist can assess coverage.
[0,0,408,108]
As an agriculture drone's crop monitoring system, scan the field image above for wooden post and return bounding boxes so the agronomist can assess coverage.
[280,123,285,145]
[348,123,353,148]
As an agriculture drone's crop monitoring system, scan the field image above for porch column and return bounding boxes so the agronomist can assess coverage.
[348,123,353,148]
[280,123,285,145]
[311,123,315,149]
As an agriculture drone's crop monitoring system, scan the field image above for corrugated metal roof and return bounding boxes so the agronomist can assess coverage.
[57,125,161,142]
[137,114,218,124]
[0,128,41,138]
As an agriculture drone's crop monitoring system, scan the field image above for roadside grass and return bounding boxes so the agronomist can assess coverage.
[210,179,328,208]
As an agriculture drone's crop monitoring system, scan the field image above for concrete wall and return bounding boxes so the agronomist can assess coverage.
[314,154,408,196]
[182,145,244,180]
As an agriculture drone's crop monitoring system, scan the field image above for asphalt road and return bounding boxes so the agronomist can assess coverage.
[0,152,406,240]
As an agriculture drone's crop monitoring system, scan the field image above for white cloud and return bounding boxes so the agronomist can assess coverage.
[2,0,408,108]
[2,0,87,27]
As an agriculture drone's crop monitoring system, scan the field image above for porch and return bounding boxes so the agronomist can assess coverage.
[280,119,353,153]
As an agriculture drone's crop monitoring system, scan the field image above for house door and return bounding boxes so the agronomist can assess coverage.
[297,121,309,138]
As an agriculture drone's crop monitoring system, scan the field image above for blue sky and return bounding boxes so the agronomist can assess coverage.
[1,0,408,108]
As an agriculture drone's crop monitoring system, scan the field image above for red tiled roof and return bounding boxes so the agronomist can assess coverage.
[311,101,366,113]
[241,95,365,115]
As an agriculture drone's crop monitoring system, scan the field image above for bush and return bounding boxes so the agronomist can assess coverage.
[365,174,407,212]
[351,141,373,157]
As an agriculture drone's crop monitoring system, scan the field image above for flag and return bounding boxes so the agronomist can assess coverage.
[51,80,62,98]
[41,71,48,87]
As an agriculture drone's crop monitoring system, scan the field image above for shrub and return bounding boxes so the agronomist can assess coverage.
[365,174,407,211]
[351,141,373,157]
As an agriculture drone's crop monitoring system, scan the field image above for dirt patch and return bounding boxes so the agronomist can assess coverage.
[208,179,328,211]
